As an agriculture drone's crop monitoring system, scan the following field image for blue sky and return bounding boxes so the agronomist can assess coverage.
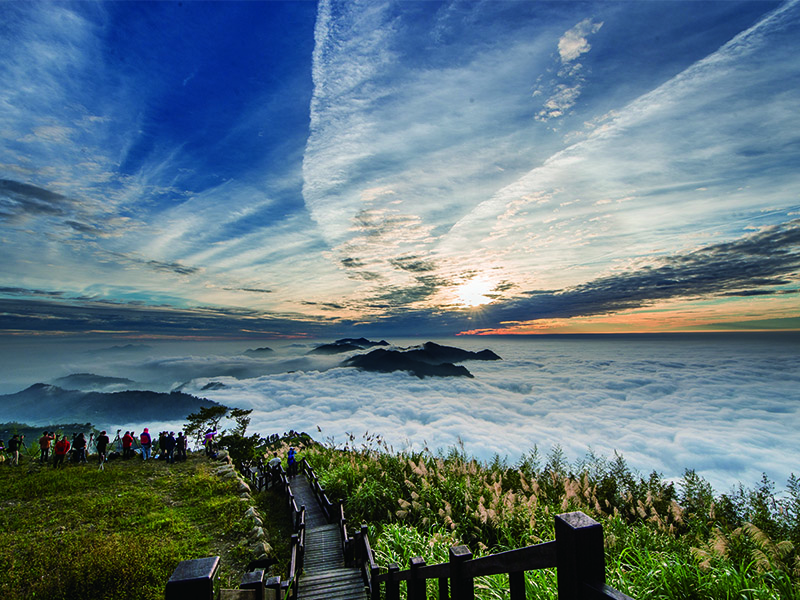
[1,0,799,340]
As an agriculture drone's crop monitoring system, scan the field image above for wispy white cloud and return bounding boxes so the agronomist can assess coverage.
[443,0,800,297]
[558,17,603,62]
[303,0,556,248]
[0,3,332,315]
[534,17,602,121]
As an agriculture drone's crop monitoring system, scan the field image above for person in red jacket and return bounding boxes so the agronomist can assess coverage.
[122,431,134,459]
[53,434,70,469]
[140,428,152,461]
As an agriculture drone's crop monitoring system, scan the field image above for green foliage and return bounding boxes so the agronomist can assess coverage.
[786,474,800,547]
[302,432,799,600]
[0,454,254,599]
[219,431,264,466]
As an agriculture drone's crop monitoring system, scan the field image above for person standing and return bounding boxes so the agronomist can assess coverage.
[7,434,21,467]
[53,435,70,468]
[176,432,187,462]
[73,433,88,464]
[140,428,152,461]
[203,429,216,457]
[268,452,281,476]
[39,431,55,464]
[122,431,133,459]
[96,430,110,471]
[163,432,176,464]
[287,447,297,478]
[157,432,166,460]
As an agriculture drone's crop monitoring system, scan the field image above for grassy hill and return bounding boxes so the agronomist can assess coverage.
[3,427,798,600]
[0,450,285,600]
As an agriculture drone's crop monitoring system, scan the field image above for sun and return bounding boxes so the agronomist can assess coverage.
[455,278,494,308]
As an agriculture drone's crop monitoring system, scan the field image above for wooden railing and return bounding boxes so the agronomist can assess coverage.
[240,458,306,600]
[298,458,336,521]
[297,458,355,564]
[169,455,636,600]
[239,456,358,599]
[349,510,634,600]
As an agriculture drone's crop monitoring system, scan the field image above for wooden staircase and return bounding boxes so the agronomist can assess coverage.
[290,474,368,600]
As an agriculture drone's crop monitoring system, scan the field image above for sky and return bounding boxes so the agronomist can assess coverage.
[1,0,799,340]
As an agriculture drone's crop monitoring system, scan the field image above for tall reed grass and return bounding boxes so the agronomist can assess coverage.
[300,433,799,600]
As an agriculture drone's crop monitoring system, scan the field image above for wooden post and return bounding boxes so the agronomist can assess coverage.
[555,511,605,600]
[509,570,525,600]
[386,563,400,600]
[408,556,426,600]
[359,524,370,565]
[438,574,449,600]
[165,556,220,600]
[288,534,298,579]
[449,545,474,600]
[240,570,266,600]
[264,576,282,600]
[370,565,381,600]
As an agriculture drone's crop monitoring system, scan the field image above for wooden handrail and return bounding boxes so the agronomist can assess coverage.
[277,459,634,600]
[467,540,557,577]
[239,457,307,600]
[361,511,634,600]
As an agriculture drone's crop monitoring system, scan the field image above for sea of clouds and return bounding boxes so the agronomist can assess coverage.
[1,335,797,493]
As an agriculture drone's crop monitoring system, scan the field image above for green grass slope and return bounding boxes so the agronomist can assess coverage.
[0,453,263,599]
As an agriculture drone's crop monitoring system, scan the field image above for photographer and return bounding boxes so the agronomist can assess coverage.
[53,434,70,469]
[73,433,88,464]
[7,434,24,467]
[122,431,134,459]
[96,430,110,471]
[39,431,55,464]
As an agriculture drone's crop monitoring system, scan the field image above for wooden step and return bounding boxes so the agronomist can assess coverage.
[290,473,368,599]
[219,590,256,600]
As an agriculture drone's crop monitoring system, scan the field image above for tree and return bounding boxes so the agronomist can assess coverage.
[183,406,264,464]
[218,408,264,465]
[228,407,252,437]
[184,405,229,450]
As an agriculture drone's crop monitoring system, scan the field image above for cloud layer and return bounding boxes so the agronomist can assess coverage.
[195,335,800,492]
[3,335,795,493]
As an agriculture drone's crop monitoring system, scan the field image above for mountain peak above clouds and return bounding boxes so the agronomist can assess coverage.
[342,341,501,378]
[243,347,274,356]
[53,373,136,391]
[308,338,389,355]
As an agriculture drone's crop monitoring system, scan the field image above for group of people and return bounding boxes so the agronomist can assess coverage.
[2,427,190,469]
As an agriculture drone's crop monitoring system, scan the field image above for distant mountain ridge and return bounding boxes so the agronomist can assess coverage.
[53,373,136,390]
[401,341,501,364]
[243,347,274,356]
[309,337,390,355]
[0,383,220,426]
[343,341,502,378]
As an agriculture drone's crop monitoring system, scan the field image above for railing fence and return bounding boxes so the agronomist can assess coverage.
[168,454,636,600]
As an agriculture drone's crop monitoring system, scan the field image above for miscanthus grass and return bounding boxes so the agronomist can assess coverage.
[302,433,800,600]
[0,454,256,599]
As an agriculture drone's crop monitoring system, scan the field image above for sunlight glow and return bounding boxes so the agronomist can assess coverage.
[455,278,494,307]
